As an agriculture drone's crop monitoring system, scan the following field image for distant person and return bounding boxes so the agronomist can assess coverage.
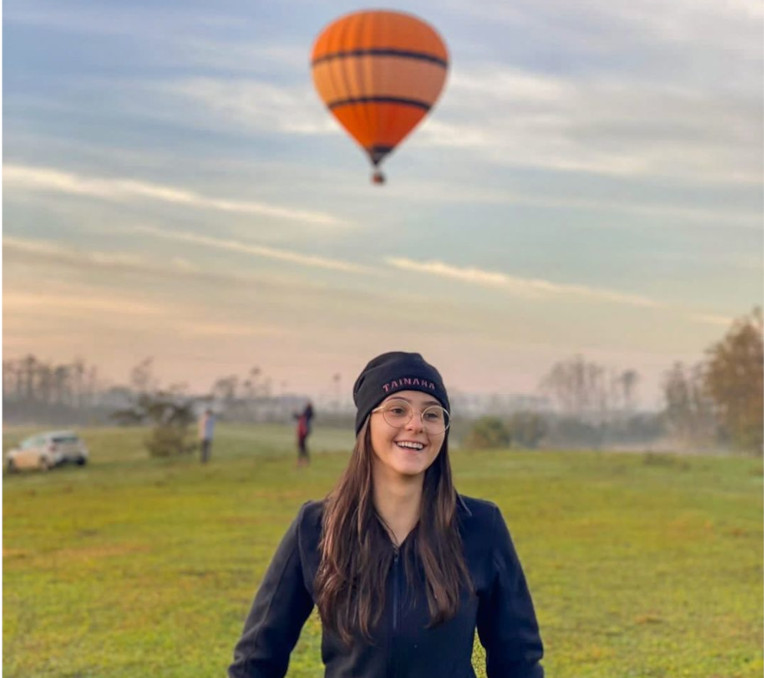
[294,400,314,467]
[229,351,544,677]
[198,408,215,464]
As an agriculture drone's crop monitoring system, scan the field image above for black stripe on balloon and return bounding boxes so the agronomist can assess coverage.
[312,48,448,68]
[328,96,431,111]
[367,146,394,165]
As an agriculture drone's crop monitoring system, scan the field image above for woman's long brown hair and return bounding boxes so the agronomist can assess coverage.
[314,419,473,645]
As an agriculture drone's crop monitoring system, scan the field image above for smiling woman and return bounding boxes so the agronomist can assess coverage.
[229,351,544,678]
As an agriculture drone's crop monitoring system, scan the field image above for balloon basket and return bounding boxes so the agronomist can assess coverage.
[372,170,386,185]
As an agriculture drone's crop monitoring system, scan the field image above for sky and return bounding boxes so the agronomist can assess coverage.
[3,0,762,409]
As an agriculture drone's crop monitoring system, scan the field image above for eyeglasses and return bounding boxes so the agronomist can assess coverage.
[371,398,450,435]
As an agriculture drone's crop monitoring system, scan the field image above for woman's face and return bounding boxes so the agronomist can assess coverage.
[369,390,447,482]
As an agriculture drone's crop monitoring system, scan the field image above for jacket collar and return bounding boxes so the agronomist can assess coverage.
[456,493,472,517]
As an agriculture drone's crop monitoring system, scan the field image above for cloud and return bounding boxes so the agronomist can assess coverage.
[418,66,762,185]
[3,164,344,226]
[446,0,762,59]
[5,236,139,265]
[133,225,375,274]
[3,235,371,294]
[4,5,245,41]
[165,77,334,135]
[426,0,763,186]
[370,176,760,229]
[386,256,663,307]
[158,61,760,187]
[687,313,734,327]
[6,235,738,333]
[171,39,313,77]
[386,256,746,331]
[179,321,286,337]
[3,236,213,283]
[3,291,163,316]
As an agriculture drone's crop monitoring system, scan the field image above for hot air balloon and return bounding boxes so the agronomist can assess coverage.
[311,10,449,184]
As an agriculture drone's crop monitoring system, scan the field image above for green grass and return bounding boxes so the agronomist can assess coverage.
[3,425,762,677]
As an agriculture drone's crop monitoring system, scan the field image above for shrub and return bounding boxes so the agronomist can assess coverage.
[144,424,196,458]
[112,391,197,458]
[463,416,512,449]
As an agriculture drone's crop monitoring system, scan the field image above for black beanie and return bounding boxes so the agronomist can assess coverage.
[352,351,450,435]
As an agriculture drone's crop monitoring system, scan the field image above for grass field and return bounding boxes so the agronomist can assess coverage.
[3,424,762,677]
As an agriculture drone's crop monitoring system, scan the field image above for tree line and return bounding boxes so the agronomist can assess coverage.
[4,309,761,454]
[1,355,293,426]
[466,308,761,454]
[3,355,101,408]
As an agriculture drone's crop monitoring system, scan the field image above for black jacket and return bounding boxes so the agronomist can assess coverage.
[229,495,544,677]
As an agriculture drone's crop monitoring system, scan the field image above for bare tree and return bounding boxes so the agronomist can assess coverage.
[211,375,238,405]
[72,358,86,409]
[3,360,16,401]
[85,366,99,409]
[541,355,610,423]
[130,358,156,394]
[20,354,38,401]
[662,362,716,446]
[332,373,341,413]
[620,370,639,413]
[245,367,262,398]
[52,365,71,405]
[38,363,53,405]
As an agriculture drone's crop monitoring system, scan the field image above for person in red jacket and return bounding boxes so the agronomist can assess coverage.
[293,400,314,467]
[229,351,544,677]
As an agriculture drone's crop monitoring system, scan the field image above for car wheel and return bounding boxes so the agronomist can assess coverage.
[39,456,50,471]
[76,456,87,466]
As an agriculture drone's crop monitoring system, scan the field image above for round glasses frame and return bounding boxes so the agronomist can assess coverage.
[371,399,451,434]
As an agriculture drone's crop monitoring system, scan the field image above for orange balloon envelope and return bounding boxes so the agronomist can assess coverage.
[311,10,449,183]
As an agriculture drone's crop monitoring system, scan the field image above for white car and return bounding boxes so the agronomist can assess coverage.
[5,431,89,472]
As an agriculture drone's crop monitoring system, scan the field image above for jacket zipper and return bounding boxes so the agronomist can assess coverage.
[390,546,400,678]
[392,547,400,632]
